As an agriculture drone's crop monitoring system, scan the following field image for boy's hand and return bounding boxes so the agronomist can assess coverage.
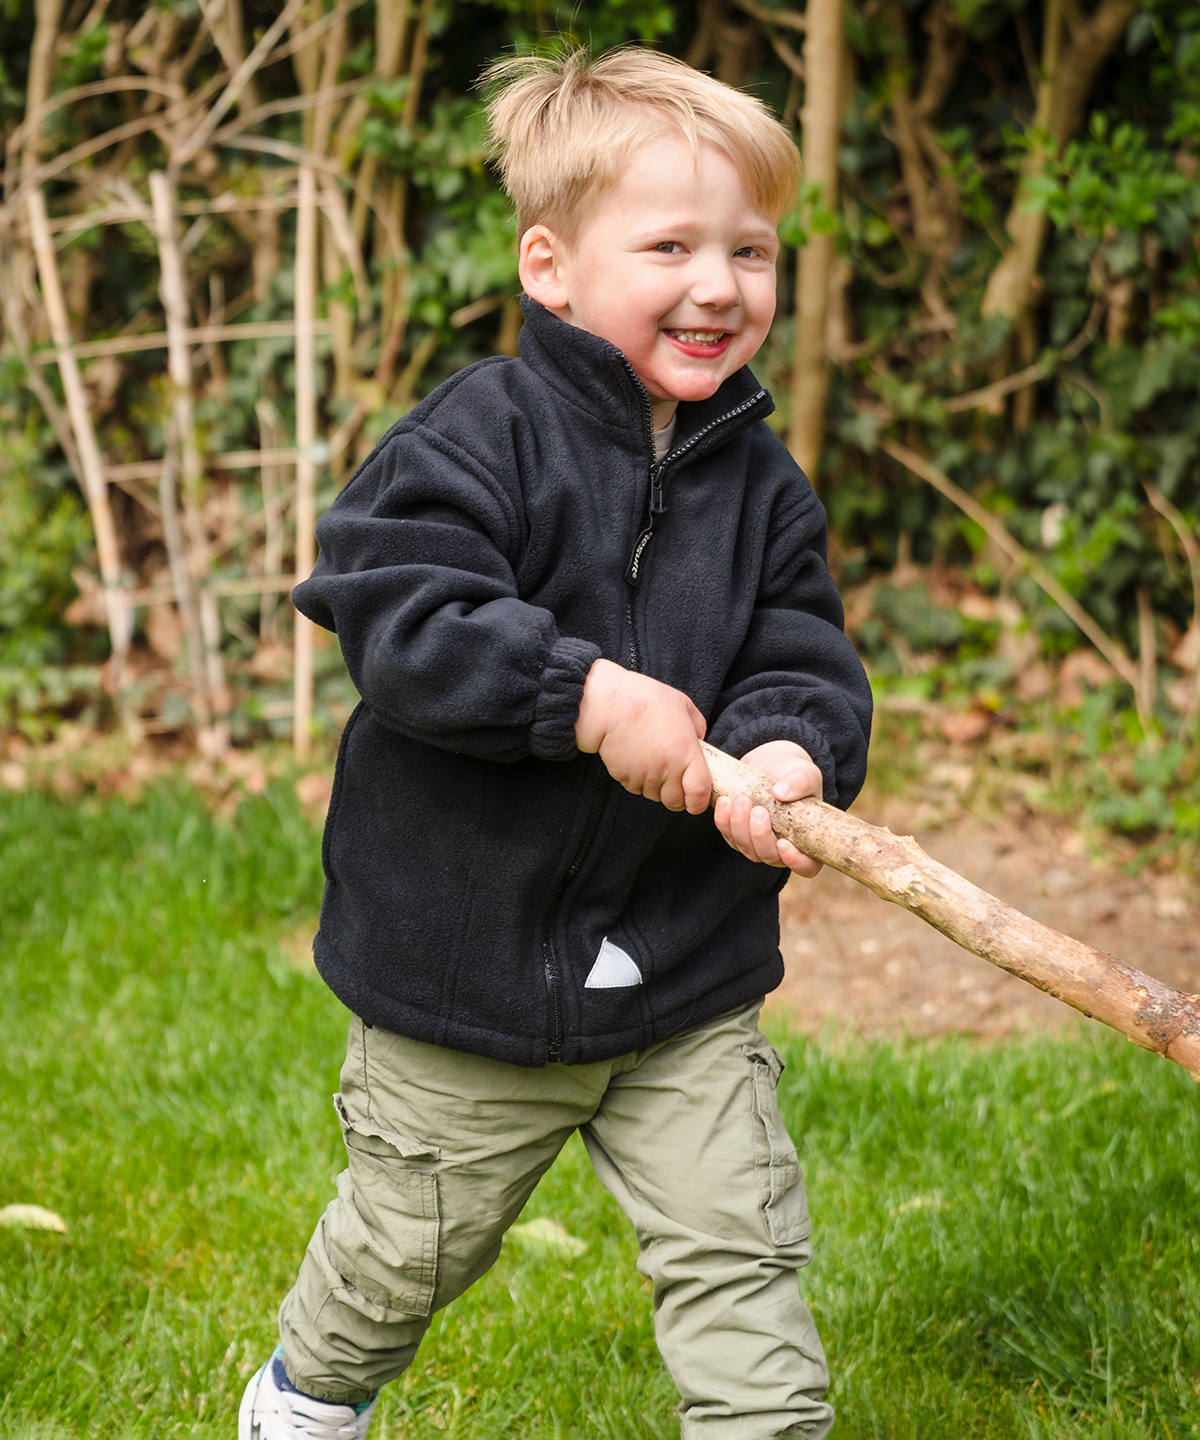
[575,659,711,813]
[712,739,824,878]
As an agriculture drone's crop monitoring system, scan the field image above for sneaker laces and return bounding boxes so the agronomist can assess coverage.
[285,1395,375,1440]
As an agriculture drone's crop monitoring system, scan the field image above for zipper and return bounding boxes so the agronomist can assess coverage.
[659,387,768,469]
[541,775,606,1061]
[622,459,664,587]
[623,453,664,670]
[619,362,769,596]
[541,369,771,1058]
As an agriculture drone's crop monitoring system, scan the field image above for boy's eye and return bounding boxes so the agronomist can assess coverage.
[735,245,767,260]
[651,240,684,254]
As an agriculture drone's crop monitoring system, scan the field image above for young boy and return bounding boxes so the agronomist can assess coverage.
[240,45,871,1440]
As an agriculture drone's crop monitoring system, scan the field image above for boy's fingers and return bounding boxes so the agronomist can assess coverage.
[654,776,681,811]
[714,794,823,875]
[715,794,773,864]
[655,747,712,814]
[778,837,822,878]
[682,753,713,814]
[747,803,784,864]
[771,761,823,804]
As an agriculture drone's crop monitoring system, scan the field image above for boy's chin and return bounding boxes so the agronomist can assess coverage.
[652,375,728,407]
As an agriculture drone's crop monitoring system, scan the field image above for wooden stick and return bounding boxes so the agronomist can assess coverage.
[702,742,1200,1083]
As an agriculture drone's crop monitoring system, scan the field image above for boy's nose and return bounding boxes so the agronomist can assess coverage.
[689,254,739,309]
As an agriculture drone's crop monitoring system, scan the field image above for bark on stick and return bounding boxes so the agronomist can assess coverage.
[702,742,1200,1083]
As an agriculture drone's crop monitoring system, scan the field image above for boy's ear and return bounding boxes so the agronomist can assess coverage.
[519,225,570,312]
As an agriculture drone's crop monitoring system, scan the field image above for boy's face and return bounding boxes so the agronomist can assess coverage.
[520,136,780,429]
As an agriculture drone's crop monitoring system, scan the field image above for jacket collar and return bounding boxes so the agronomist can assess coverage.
[517,296,774,461]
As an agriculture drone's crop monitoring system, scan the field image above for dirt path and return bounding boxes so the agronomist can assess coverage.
[766,775,1199,1042]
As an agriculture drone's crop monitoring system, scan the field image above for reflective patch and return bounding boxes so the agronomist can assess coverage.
[584,936,643,989]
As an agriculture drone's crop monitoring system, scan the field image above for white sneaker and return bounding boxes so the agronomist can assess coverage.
[238,1349,377,1439]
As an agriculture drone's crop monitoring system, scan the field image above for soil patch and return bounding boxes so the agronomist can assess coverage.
[766,775,1198,1042]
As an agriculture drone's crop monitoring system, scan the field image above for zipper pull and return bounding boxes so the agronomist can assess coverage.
[624,526,654,587]
[649,461,667,516]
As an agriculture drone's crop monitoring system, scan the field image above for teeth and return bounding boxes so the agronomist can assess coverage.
[670,330,726,344]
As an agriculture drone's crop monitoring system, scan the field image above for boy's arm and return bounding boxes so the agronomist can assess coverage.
[708,474,872,822]
[292,424,600,763]
[294,424,712,810]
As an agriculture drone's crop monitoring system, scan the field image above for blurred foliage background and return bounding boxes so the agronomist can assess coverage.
[0,0,1197,862]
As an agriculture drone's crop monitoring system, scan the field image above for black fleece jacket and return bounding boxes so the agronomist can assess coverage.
[293,298,872,1066]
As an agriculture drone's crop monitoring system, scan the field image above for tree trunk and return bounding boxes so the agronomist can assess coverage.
[788,0,844,481]
[981,0,1137,322]
[703,743,1200,1084]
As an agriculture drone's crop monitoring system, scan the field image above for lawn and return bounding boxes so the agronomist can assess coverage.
[1,780,1197,1439]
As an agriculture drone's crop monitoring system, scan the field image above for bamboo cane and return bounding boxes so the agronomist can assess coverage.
[150,169,230,759]
[292,162,319,760]
[702,742,1200,1083]
[26,187,133,697]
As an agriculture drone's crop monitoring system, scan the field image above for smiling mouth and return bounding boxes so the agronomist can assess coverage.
[665,329,732,354]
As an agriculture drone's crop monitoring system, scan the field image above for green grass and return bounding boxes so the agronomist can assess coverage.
[1,782,1197,1439]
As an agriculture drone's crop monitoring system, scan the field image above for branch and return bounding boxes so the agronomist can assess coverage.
[20,0,64,188]
[1142,481,1200,728]
[5,90,215,216]
[201,78,371,145]
[913,0,967,120]
[196,0,260,115]
[702,744,1200,1083]
[212,134,405,266]
[5,76,185,176]
[982,0,1136,321]
[729,0,807,33]
[31,318,331,364]
[940,301,1100,413]
[175,0,308,168]
[879,436,1144,707]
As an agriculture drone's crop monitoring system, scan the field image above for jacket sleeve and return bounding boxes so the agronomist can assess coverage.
[292,421,600,762]
[706,477,872,810]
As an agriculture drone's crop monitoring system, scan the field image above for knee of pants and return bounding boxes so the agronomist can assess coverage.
[321,1094,444,1323]
[744,1039,812,1255]
[604,1035,812,1265]
[320,1091,516,1322]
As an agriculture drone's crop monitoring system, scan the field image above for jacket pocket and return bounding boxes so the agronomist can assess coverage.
[326,1092,441,1320]
[745,1042,811,1249]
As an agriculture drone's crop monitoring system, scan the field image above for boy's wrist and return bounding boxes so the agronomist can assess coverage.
[574,658,625,753]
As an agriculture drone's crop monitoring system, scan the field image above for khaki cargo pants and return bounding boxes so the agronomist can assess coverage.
[278,1003,833,1439]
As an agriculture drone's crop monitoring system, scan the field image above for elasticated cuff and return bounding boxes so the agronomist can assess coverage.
[529,636,603,761]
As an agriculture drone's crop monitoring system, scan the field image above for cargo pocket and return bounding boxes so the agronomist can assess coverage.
[745,1043,811,1249]
[326,1092,441,1320]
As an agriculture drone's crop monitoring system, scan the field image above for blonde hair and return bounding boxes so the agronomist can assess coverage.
[481,46,800,242]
